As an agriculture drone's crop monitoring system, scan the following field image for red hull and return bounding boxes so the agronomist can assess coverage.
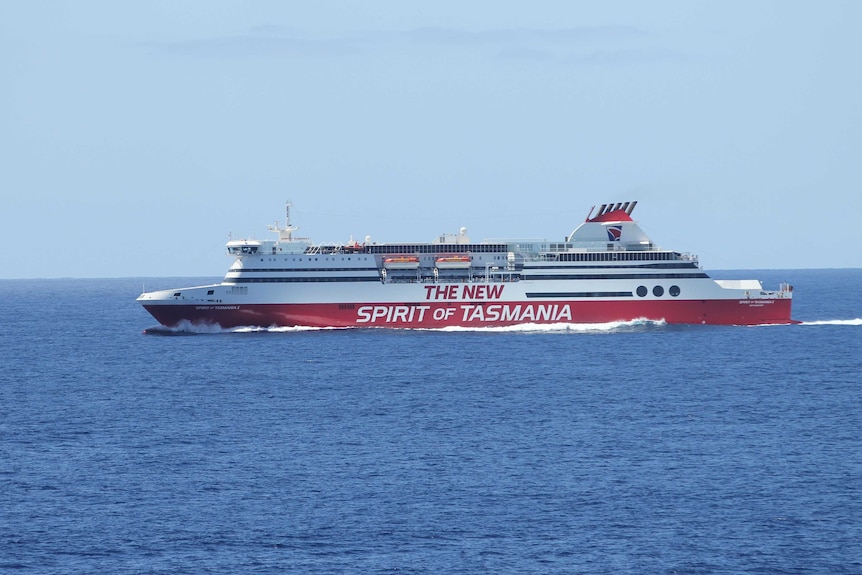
[144,298,795,329]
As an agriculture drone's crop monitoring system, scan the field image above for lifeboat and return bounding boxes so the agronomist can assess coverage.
[435,255,472,269]
[383,255,420,270]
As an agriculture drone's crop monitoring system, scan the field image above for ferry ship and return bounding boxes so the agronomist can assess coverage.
[138,201,795,328]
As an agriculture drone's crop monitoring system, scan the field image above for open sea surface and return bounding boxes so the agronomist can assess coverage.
[1,269,861,574]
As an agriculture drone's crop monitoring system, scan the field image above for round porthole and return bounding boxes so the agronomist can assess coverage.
[669,285,681,297]
[653,285,664,297]
[636,285,648,297]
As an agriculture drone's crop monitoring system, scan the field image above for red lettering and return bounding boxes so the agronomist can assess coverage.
[487,285,504,299]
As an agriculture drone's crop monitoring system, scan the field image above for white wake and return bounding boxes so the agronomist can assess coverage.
[430,318,667,333]
[144,318,669,335]
[799,318,862,326]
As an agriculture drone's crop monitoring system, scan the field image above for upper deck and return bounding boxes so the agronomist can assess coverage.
[224,200,693,265]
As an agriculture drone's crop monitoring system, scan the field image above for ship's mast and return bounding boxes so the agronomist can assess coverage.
[268,200,300,241]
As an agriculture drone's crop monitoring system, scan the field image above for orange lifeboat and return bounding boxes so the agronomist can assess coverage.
[435,255,471,269]
[383,255,420,270]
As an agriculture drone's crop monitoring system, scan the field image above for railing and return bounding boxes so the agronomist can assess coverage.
[516,251,694,263]
[381,269,521,285]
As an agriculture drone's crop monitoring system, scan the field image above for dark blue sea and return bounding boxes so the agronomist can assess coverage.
[2,269,861,574]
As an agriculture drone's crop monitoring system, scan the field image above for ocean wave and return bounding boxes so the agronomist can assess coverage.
[231,325,339,333]
[143,321,336,335]
[430,318,668,333]
[799,318,862,326]
[142,321,225,335]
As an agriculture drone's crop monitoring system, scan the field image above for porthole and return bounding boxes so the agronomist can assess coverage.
[669,285,680,297]
[636,285,648,297]
[653,285,664,297]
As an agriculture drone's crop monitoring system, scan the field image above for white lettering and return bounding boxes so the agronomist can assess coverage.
[371,306,389,322]
[415,305,430,321]
[500,305,522,321]
[535,304,554,322]
[357,306,372,323]
[355,302,574,325]
[391,305,409,322]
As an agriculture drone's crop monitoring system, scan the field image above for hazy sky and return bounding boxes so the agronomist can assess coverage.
[2,1,860,278]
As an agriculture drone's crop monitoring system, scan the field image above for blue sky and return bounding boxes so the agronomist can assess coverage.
[2,1,860,278]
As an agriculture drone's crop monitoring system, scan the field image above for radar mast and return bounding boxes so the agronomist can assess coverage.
[268,200,300,241]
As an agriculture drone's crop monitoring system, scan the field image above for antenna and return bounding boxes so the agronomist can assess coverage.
[268,200,300,241]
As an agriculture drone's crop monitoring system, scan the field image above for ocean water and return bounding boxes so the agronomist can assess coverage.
[1,269,861,574]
